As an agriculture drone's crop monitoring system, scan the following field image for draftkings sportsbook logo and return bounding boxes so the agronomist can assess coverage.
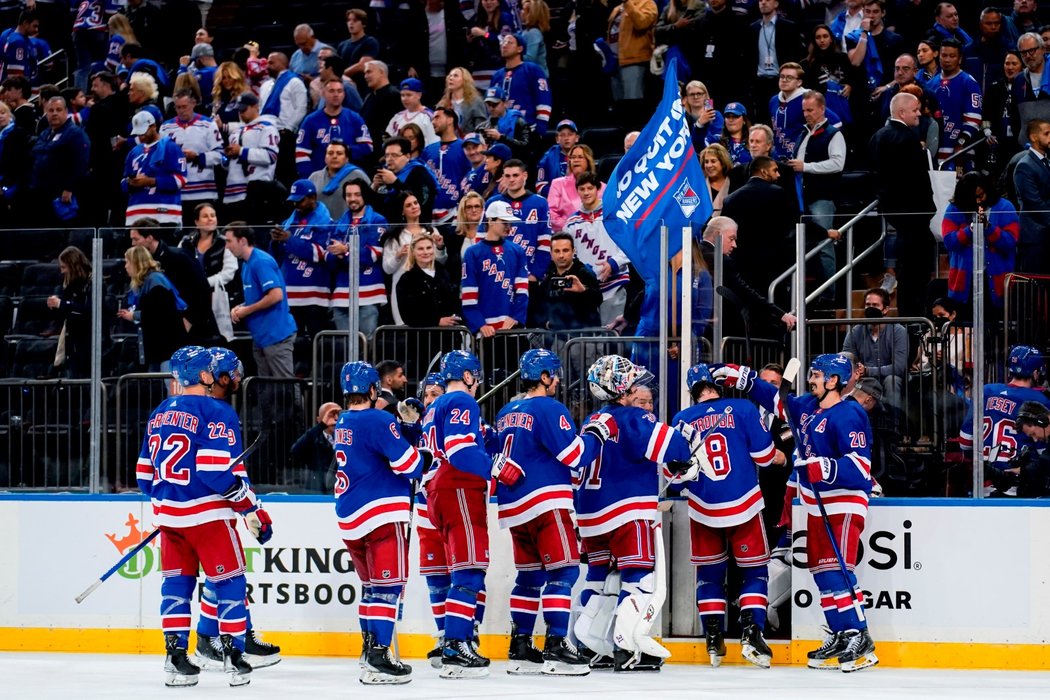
[105,513,157,580]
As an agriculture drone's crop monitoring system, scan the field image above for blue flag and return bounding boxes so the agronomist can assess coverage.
[601,61,712,287]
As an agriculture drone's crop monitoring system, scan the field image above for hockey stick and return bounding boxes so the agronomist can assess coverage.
[74,432,266,604]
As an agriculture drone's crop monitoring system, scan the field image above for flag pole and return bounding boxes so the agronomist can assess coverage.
[680,225,692,410]
[659,222,669,424]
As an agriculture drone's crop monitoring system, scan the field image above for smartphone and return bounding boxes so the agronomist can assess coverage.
[704,98,714,111]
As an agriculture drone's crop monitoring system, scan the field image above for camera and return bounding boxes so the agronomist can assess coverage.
[551,276,572,290]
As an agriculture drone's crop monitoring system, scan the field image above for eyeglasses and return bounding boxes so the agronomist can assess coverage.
[464,204,483,210]
[778,74,800,81]
[1021,47,1041,56]
[686,91,706,97]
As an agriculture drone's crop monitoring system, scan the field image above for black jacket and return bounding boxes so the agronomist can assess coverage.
[289,422,335,494]
[721,177,798,291]
[869,120,935,216]
[179,232,243,304]
[51,276,94,378]
[700,239,787,340]
[537,258,602,330]
[152,241,219,344]
[396,263,460,327]
[747,17,804,77]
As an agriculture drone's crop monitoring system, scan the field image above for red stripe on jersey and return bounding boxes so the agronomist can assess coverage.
[646,424,670,462]
[338,501,407,532]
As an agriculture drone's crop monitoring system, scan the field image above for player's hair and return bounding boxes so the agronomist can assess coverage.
[551,231,575,249]
[690,378,722,402]
[376,360,404,380]
[124,246,162,290]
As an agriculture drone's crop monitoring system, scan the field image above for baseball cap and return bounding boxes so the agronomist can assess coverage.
[556,119,578,132]
[190,43,215,60]
[482,143,512,161]
[724,102,747,117]
[399,77,424,93]
[855,377,884,402]
[462,132,484,146]
[287,179,317,202]
[484,86,505,103]
[485,200,521,222]
[502,32,526,50]
[129,110,156,136]
[233,91,259,111]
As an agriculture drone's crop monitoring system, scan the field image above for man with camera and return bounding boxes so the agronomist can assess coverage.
[536,233,602,331]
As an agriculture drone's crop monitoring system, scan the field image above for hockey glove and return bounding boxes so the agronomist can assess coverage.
[665,459,701,483]
[397,397,425,424]
[222,477,258,512]
[709,363,756,392]
[491,453,526,487]
[417,446,435,474]
[676,421,716,480]
[582,413,619,444]
[804,456,835,484]
[244,508,274,544]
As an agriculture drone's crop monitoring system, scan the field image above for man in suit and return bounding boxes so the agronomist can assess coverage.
[721,155,799,296]
[749,0,804,116]
[1013,118,1050,272]
[869,92,937,318]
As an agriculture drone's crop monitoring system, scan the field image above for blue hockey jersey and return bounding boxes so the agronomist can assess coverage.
[575,404,693,538]
[491,61,552,135]
[274,202,335,308]
[535,144,568,195]
[462,163,492,195]
[122,136,188,225]
[494,396,602,528]
[928,70,982,165]
[334,407,424,540]
[328,206,388,306]
[73,1,108,32]
[422,391,493,493]
[0,29,34,82]
[136,395,253,528]
[959,383,1050,465]
[461,238,530,333]
[296,107,373,176]
[482,191,552,277]
[671,398,778,527]
[422,139,471,220]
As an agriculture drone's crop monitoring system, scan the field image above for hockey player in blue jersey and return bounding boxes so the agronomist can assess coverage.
[334,361,427,684]
[493,349,614,676]
[959,345,1050,495]
[136,346,270,687]
[420,350,494,678]
[573,355,706,673]
[712,354,877,672]
[193,347,281,671]
[671,364,785,669]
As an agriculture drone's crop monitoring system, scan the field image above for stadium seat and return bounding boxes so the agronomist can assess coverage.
[0,262,27,297]
[597,153,623,183]
[21,264,63,297]
[0,296,13,337]
[10,297,58,338]
[580,127,625,160]
[10,337,58,379]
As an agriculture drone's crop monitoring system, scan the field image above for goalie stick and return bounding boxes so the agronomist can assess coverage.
[74,431,267,604]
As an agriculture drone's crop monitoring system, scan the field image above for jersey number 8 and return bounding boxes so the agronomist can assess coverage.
[702,434,732,481]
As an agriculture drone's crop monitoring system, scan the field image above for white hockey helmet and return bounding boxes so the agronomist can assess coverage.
[587,355,651,401]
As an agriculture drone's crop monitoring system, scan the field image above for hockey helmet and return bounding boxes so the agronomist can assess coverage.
[809,353,852,388]
[209,347,243,382]
[587,355,650,401]
[340,361,380,396]
[418,372,447,399]
[1008,345,1045,380]
[686,363,716,391]
[520,348,562,381]
[170,345,213,387]
[440,350,482,384]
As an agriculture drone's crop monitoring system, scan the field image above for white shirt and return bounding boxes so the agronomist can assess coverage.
[796,118,847,175]
[258,71,309,132]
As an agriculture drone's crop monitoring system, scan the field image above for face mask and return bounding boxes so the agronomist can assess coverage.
[864,306,884,319]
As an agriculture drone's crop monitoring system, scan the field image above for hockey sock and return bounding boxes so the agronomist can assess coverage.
[160,575,195,648]
[425,574,451,634]
[696,559,729,629]
[212,575,248,651]
[445,569,485,641]
[542,566,578,637]
[738,564,770,629]
[197,583,219,638]
[369,585,402,648]
[580,564,610,609]
[510,569,545,636]
[474,586,487,626]
[813,570,866,632]
[244,599,254,633]
[359,584,374,639]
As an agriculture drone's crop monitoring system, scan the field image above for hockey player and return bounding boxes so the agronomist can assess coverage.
[712,355,877,672]
[420,350,494,678]
[573,355,706,672]
[671,364,785,669]
[136,346,272,687]
[334,361,427,684]
[194,347,281,671]
[959,345,1050,494]
[493,349,614,676]
[461,201,530,336]
[483,158,553,280]
[160,89,225,213]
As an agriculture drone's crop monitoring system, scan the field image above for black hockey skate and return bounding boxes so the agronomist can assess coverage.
[243,628,281,668]
[576,642,614,670]
[427,635,445,669]
[838,629,878,672]
[613,648,664,672]
[807,628,848,670]
[360,644,413,685]
[541,633,590,676]
[164,634,201,688]
[439,637,491,679]
[704,618,727,668]
[193,633,224,671]
[359,631,375,666]
[219,633,252,686]
[740,612,773,669]
[507,624,544,675]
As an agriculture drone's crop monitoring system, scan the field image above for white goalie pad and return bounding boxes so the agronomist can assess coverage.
[613,573,671,660]
[573,573,620,657]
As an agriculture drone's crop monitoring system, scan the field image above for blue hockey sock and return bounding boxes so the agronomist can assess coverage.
[510,569,545,635]
[739,564,769,629]
[445,569,485,642]
[369,585,403,648]
[696,559,728,629]
[196,583,219,638]
[542,566,578,637]
[160,575,195,649]
[212,576,248,651]
[425,574,451,635]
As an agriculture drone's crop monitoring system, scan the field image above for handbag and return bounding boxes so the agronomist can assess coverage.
[212,282,234,341]
[53,322,67,367]
[928,151,956,241]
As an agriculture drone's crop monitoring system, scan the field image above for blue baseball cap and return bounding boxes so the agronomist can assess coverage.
[463,132,485,146]
[724,102,747,117]
[399,77,424,93]
[484,86,506,103]
[287,179,317,202]
[556,119,578,132]
[482,143,512,161]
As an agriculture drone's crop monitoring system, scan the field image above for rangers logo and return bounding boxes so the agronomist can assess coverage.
[674,180,701,218]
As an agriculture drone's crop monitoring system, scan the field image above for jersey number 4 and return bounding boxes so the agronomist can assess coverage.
[148,433,192,485]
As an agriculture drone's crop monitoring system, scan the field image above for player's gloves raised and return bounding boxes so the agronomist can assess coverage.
[803,456,835,484]
[582,413,619,444]
[709,363,756,392]
[244,507,274,544]
[676,421,715,480]
[491,452,526,487]
[397,397,425,424]
[222,477,258,512]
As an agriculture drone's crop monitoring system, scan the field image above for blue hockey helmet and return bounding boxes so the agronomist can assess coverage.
[686,363,716,391]
[440,350,482,384]
[209,347,243,382]
[341,361,380,396]
[809,353,853,388]
[419,372,447,398]
[520,348,562,381]
[1008,345,1045,379]
[170,345,213,387]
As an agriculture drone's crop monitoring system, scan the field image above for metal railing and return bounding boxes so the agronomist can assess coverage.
[1003,273,1050,359]
[238,376,309,491]
[310,330,369,412]
[112,372,170,491]
[719,336,785,368]
[371,325,472,398]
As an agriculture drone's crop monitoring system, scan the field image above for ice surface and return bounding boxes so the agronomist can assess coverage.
[2,653,1049,699]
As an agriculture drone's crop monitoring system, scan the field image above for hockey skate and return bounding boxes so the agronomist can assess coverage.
[704,618,727,668]
[360,644,413,685]
[164,634,201,688]
[541,632,590,676]
[243,629,281,668]
[577,643,614,670]
[439,638,491,679]
[359,631,375,667]
[219,633,252,686]
[740,613,773,669]
[193,633,224,671]
[507,625,544,675]
[838,629,878,672]
[807,628,848,670]
[427,635,444,669]
[612,647,664,672]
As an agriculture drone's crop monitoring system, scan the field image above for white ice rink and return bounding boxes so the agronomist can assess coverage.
[3,653,1049,699]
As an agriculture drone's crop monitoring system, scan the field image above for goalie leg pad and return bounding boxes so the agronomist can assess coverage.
[574,567,618,658]
[614,569,670,660]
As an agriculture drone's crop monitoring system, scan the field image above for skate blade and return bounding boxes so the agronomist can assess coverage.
[507,660,544,675]
[439,664,490,679]
[589,657,615,670]
[165,672,199,688]
[428,656,443,670]
[709,652,725,668]
[226,670,251,687]
[741,646,772,669]
[360,670,412,685]
[807,658,841,670]
[541,660,590,676]
[841,653,879,673]
[242,653,281,669]
[193,654,224,671]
